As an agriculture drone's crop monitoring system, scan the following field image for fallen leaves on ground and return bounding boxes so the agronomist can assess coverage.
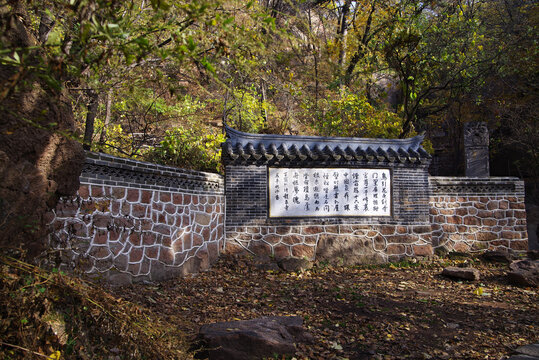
[0,256,190,360]
[1,254,536,359]
[113,256,537,360]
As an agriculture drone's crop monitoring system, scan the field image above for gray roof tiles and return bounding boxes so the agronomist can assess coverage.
[223,125,431,165]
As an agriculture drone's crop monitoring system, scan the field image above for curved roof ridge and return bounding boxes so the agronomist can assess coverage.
[225,125,425,152]
[222,125,431,165]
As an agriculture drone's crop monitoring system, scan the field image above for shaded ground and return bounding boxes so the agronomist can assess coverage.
[113,256,538,359]
[1,255,536,359]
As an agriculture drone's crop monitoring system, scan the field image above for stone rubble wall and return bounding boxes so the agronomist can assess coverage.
[429,177,528,253]
[45,154,529,280]
[225,224,433,265]
[46,152,225,285]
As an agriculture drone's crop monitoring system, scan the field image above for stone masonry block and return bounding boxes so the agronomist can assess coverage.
[292,244,315,259]
[78,185,90,200]
[129,247,144,263]
[127,262,141,276]
[126,189,140,202]
[413,244,433,256]
[158,248,174,265]
[273,244,291,260]
[132,204,148,218]
[145,246,159,260]
[140,190,152,204]
[90,185,104,198]
[281,234,304,246]
[160,192,172,203]
[386,244,405,255]
[128,233,142,247]
[112,187,125,199]
[195,212,211,226]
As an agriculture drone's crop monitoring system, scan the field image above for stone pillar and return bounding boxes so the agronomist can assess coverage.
[464,122,489,178]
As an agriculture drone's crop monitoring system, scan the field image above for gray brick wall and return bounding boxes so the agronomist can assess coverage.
[225,165,267,224]
[225,163,431,227]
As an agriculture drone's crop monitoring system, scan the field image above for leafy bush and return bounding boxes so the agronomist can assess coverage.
[145,127,225,173]
[91,118,138,157]
[309,91,403,139]
[226,86,275,133]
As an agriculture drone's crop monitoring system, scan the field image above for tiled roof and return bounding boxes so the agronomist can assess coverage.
[222,126,431,166]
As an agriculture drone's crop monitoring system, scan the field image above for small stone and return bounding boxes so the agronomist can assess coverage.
[515,344,539,357]
[507,260,539,287]
[278,257,313,272]
[442,267,480,281]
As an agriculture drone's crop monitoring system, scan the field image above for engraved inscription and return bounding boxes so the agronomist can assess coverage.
[269,168,391,217]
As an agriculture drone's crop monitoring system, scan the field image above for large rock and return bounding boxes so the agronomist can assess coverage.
[515,344,539,357]
[507,260,539,287]
[508,344,539,360]
[316,234,385,266]
[442,267,481,281]
[196,316,313,360]
[278,257,313,272]
[0,5,84,258]
[480,250,514,263]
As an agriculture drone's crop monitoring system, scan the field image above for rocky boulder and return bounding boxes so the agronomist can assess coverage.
[442,267,481,281]
[278,257,313,272]
[0,5,84,258]
[507,343,539,360]
[480,250,514,263]
[507,260,539,287]
[195,316,313,360]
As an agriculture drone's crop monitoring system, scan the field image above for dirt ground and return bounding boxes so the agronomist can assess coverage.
[112,255,538,360]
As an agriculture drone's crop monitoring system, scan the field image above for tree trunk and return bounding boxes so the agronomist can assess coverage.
[337,0,351,92]
[83,91,98,150]
[0,2,84,257]
[99,88,112,144]
[260,80,268,129]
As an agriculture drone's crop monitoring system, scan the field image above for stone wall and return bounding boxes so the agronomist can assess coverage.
[225,163,433,264]
[47,152,225,285]
[225,168,529,264]
[45,153,529,281]
[429,177,528,253]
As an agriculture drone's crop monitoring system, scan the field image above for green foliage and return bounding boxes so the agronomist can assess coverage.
[308,91,403,138]
[226,86,275,133]
[146,127,225,172]
[2,0,536,176]
[91,118,135,157]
